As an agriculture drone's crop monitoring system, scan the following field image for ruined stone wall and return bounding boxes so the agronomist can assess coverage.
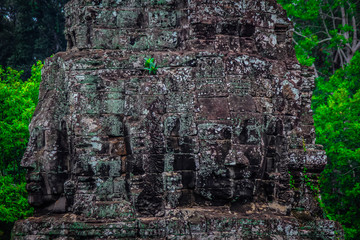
[13,0,343,239]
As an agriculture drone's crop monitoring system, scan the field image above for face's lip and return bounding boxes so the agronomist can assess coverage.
[26,181,43,194]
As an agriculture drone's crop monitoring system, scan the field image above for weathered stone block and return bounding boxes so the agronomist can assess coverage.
[148,10,179,28]
[109,137,127,156]
[116,10,142,28]
[198,123,232,140]
[173,154,196,171]
[15,0,343,239]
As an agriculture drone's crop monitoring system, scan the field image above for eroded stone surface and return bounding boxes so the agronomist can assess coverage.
[14,207,342,239]
[13,0,343,239]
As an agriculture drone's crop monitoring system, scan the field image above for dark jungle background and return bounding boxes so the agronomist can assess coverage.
[0,0,359,239]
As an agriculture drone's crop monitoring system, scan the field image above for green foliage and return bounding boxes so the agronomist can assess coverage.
[144,57,158,75]
[0,61,42,233]
[278,0,321,20]
[302,167,321,200]
[277,0,321,68]
[288,168,322,204]
[0,175,33,222]
[314,52,360,239]
[0,0,68,78]
[293,29,318,66]
[289,171,296,190]
[0,61,43,175]
[302,138,307,152]
[278,0,360,237]
[278,0,360,77]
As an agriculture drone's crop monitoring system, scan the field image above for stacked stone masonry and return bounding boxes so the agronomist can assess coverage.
[13,0,343,239]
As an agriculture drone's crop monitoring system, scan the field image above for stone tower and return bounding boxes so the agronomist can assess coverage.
[13,0,343,239]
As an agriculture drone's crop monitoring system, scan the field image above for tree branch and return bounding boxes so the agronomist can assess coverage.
[351,15,358,50]
[341,6,349,40]
[293,30,308,39]
[354,41,360,52]
[339,48,348,65]
[318,38,332,44]
[340,166,360,177]
[319,6,332,38]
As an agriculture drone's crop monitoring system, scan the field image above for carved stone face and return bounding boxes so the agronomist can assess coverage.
[21,0,326,218]
[21,89,69,212]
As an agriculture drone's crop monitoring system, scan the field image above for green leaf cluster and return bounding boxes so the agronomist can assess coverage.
[277,0,322,67]
[278,0,360,77]
[0,61,42,234]
[293,29,318,66]
[144,57,158,75]
[0,175,33,223]
[278,0,321,20]
[0,61,43,174]
[314,52,360,239]
[278,0,360,238]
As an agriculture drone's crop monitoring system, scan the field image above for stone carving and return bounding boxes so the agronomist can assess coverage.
[13,0,343,239]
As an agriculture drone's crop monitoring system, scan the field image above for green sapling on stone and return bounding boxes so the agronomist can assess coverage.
[144,57,158,75]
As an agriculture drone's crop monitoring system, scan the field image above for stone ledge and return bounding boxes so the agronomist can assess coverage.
[13,208,343,240]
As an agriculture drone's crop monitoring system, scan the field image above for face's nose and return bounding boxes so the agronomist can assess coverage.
[22,126,46,171]
[21,146,37,171]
